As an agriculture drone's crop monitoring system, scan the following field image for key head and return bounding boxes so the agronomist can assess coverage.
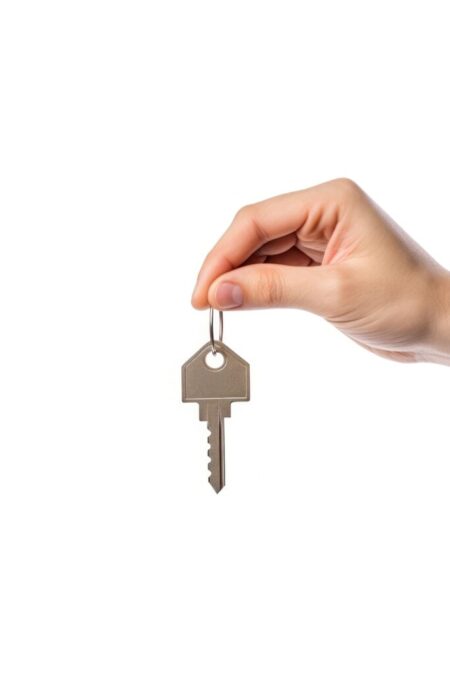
[181,341,250,403]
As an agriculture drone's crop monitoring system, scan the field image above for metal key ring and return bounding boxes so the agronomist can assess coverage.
[209,308,223,355]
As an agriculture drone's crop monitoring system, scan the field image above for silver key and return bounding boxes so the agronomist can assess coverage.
[182,322,250,493]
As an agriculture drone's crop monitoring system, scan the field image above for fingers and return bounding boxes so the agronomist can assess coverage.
[268,248,313,266]
[257,233,298,255]
[207,262,335,316]
[191,177,362,309]
[191,194,307,309]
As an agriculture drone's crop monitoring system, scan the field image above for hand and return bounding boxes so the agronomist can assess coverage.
[191,178,450,364]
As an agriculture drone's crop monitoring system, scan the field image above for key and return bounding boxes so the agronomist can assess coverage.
[182,338,250,493]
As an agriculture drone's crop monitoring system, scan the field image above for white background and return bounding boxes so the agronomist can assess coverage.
[1,1,450,673]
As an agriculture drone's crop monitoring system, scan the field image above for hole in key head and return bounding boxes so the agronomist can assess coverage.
[205,350,225,369]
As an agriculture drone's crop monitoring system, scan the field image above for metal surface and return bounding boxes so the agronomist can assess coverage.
[181,340,250,493]
[209,308,223,355]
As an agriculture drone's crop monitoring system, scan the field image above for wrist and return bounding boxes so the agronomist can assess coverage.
[427,270,450,364]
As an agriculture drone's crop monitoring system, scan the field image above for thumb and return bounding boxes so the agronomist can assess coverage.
[208,263,337,316]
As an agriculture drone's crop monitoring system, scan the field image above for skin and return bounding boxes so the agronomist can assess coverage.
[192,178,450,365]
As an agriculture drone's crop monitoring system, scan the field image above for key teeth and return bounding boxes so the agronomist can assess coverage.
[205,419,223,493]
[207,423,212,474]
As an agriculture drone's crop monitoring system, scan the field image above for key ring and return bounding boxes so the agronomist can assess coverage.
[209,308,223,355]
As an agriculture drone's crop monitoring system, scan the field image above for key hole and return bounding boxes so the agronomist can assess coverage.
[205,350,225,369]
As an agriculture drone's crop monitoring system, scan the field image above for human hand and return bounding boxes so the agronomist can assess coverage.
[191,178,450,364]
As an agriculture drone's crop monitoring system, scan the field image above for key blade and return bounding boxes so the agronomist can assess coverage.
[207,411,225,493]
[202,401,225,493]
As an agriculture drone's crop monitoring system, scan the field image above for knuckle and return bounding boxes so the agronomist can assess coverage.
[233,202,268,244]
[333,177,361,197]
[259,267,284,306]
[234,203,255,222]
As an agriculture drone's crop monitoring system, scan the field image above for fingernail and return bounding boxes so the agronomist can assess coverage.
[216,282,243,309]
